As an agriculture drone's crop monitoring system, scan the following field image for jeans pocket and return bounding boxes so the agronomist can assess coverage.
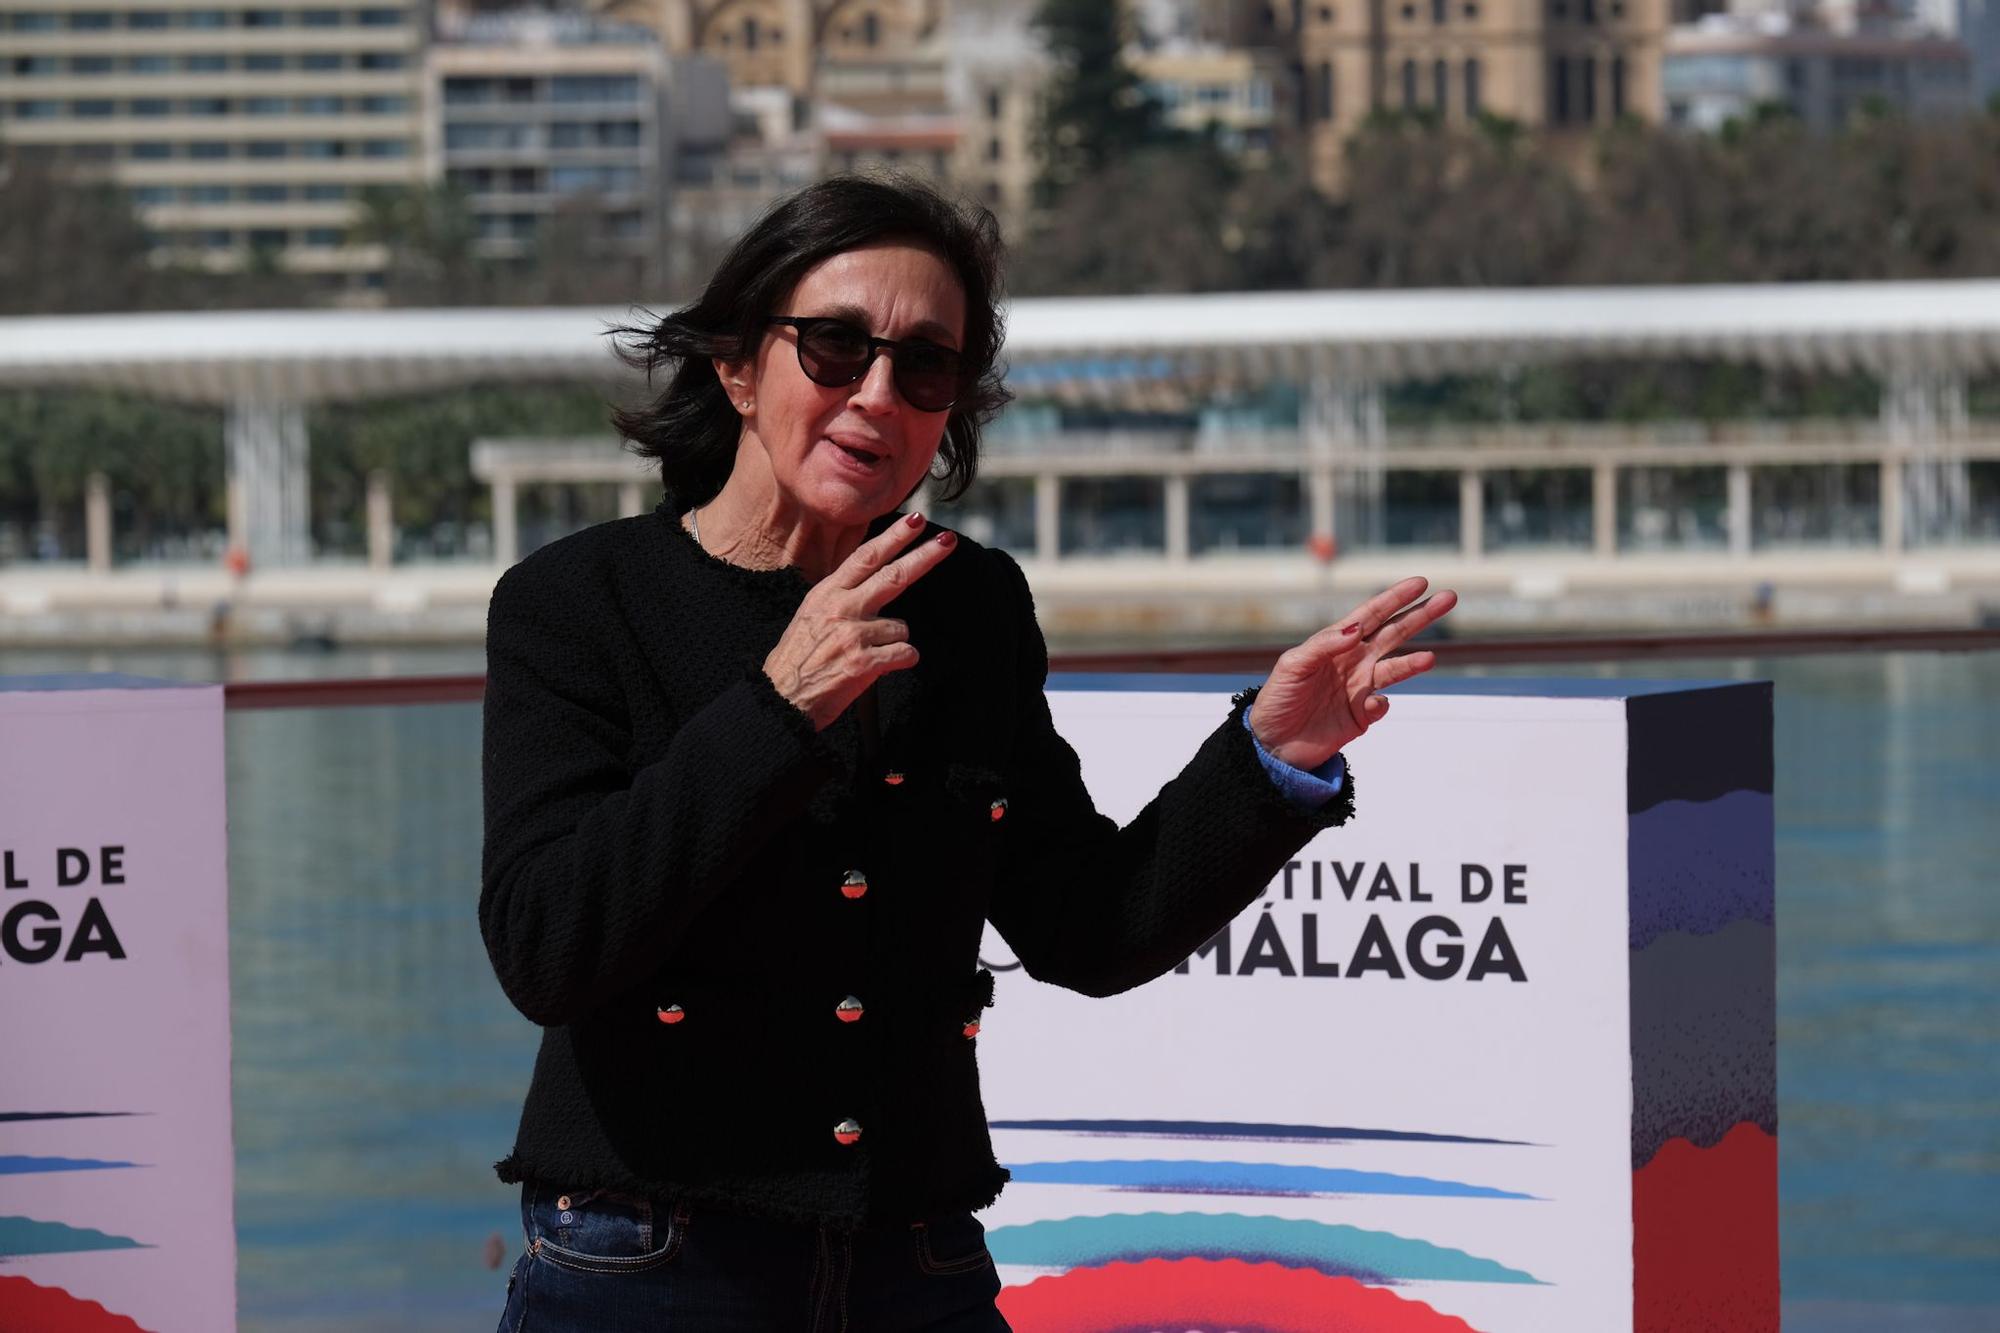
[912,1211,993,1277]
[528,1183,689,1276]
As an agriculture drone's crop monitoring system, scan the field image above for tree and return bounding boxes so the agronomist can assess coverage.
[0,146,163,314]
[355,181,487,305]
[1030,0,1170,205]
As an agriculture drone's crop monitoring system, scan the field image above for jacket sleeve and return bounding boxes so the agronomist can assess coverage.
[478,562,840,1026]
[983,549,1356,998]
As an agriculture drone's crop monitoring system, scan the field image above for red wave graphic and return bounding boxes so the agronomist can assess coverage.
[1633,1120,1778,1333]
[997,1257,1484,1332]
[0,1276,158,1333]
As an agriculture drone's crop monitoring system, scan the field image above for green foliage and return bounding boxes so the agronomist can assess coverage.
[308,382,625,552]
[0,389,222,559]
[1031,0,1176,204]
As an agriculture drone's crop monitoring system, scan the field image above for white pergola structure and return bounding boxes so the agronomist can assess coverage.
[3,281,1999,567]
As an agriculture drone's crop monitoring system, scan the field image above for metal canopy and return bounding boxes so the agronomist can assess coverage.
[5,280,2000,404]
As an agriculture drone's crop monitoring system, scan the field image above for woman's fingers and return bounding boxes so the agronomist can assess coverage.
[1288,576,1441,669]
[1369,589,1458,656]
[853,527,957,615]
[832,510,930,591]
[1344,575,1429,640]
[1372,649,1436,691]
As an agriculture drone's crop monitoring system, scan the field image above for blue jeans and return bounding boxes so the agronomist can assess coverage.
[495,1181,1011,1331]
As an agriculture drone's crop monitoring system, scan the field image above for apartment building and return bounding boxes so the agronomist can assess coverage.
[0,0,426,293]
[429,10,728,289]
[1212,0,1668,191]
[1664,14,1974,131]
[636,0,944,98]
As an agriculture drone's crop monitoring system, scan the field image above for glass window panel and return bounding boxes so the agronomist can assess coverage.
[1190,473,1307,554]
[1619,466,1729,551]
[928,478,1036,556]
[1481,467,1593,551]
[1751,464,1880,549]
[1060,476,1166,556]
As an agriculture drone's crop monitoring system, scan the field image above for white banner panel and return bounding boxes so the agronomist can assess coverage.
[978,676,1776,1333]
[0,676,236,1333]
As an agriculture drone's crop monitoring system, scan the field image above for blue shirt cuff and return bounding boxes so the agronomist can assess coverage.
[1241,706,1346,810]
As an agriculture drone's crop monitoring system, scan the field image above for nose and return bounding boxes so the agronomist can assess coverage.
[847,350,900,416]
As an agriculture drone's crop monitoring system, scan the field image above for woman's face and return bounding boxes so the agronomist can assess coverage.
[722,239,968,528]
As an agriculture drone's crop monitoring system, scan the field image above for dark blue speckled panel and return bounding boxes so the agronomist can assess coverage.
[1628,789,1775,950]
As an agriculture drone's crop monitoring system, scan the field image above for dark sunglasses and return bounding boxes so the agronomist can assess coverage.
[765,315,966,413]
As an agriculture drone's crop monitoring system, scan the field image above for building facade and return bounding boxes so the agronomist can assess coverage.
[634,0,943,97]
[428,10,728,291]
[1131,41,1294,158]
[1212,0,1669,192]
[0,0,427,294]
[1663,15,1974,130]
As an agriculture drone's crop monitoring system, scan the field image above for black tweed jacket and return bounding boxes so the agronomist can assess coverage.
[478,491,1357,1227]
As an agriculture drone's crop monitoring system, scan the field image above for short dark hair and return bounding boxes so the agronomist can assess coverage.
[609,173,1011,507]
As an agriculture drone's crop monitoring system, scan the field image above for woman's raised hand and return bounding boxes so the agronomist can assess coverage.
[1247,576,1458,770]
[764,512,956,731]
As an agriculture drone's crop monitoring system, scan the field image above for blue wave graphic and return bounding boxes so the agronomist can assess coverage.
[0,1216,149,1256]
[988,1118,1526,1146]
[0,1155,143,1175]
[1004,1159,1539,1199]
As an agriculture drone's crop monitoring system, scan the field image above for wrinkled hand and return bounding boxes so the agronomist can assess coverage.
[1248,576,1458,769]
[764,512,956,731]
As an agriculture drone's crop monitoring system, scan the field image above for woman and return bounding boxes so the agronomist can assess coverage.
[479,174,1456,1332]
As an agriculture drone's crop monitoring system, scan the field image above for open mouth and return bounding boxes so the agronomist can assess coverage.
[832,441,885,466]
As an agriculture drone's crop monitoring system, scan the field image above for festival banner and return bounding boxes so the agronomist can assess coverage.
[976,675,1777,1333]
[0,675,236,1333]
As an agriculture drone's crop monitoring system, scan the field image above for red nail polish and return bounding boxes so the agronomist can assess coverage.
[935,530,956,547]
[906,511,925,527]
[1341,623,1360,636]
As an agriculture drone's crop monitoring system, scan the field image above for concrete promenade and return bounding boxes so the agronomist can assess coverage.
[5,545,1997,647]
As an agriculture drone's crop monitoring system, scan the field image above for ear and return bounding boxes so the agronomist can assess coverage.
[712,356,754,416]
